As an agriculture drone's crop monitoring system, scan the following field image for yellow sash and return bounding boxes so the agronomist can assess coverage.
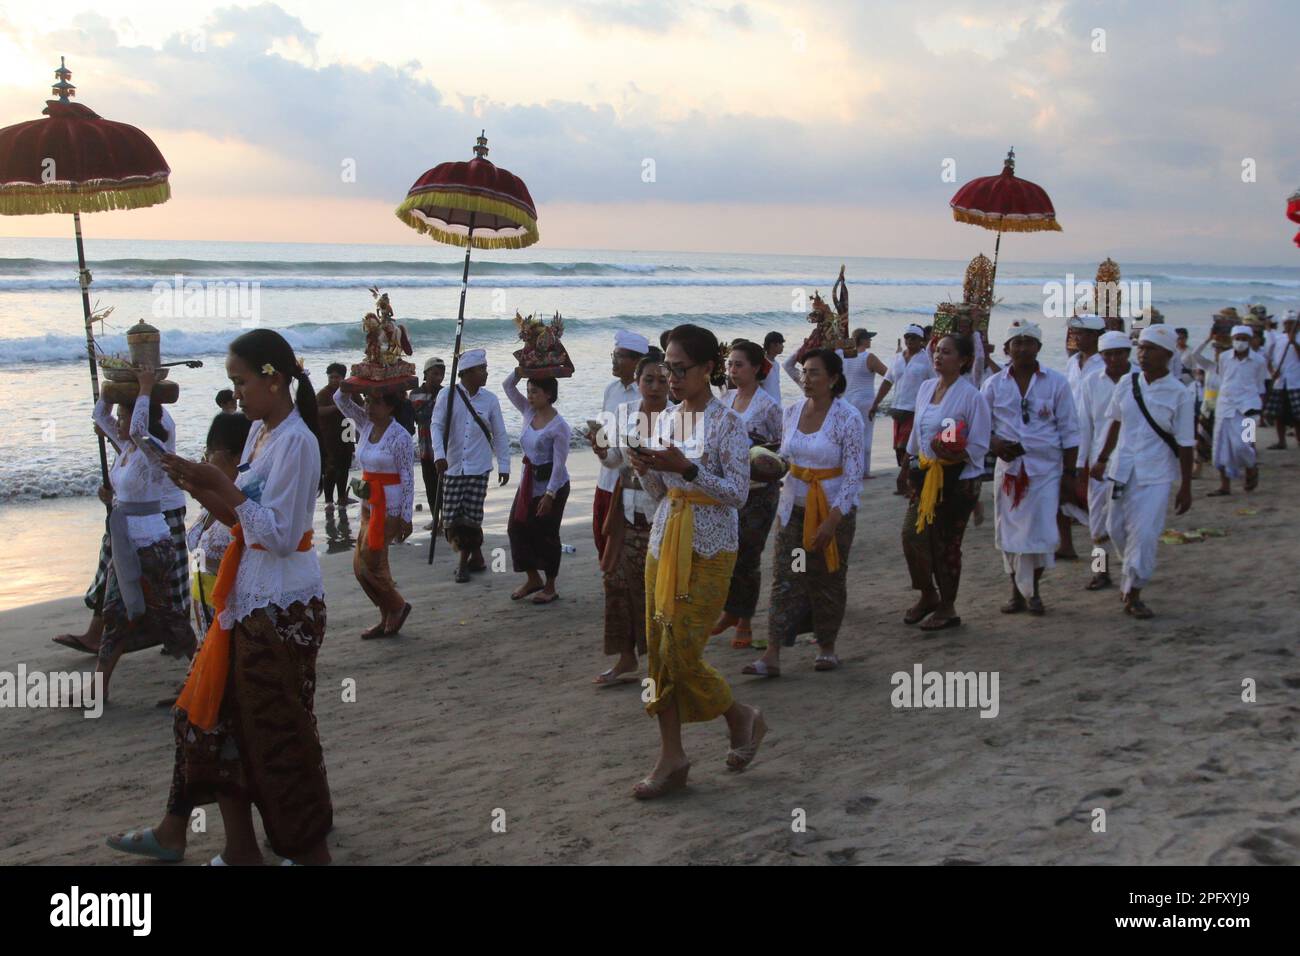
[915,455,962,534]
[652,487,719,623]
[788,464,843,572]
[190,570,218,607]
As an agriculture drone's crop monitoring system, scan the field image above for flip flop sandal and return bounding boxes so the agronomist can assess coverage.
[919,615,962,632]
[52,634,99,655]
[384,602,412,635]
[205,855,229,866]
[726,710,767,772]
[751,636,769,650]
[741,660,781,678]
[106,828,184,863]
[510,585,544,601]
[1244,472,1259,491]
[530,591,559,605]
[593,668,639,686]
[1000,598,1027,614]
[903,603,939,625]
[1027,597,1046,616]
[1085,574,1112,591]
[468,561,488,573]
[361,623,387,640]
[454,568,471,584]
[813,653,841,670]
[731,629,753,649]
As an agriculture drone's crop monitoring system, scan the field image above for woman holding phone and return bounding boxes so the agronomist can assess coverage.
[628,324,767,800]
[108,329,332,866]
[91,367,196,703]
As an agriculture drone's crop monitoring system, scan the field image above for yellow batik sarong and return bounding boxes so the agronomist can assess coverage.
[643,548,737,723]
[652,487,719,623]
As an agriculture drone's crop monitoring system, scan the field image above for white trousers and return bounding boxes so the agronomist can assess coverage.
[1087,475,1112,543]
[1106,480,1171,595]
[1212,411,1257,479]
[993,461,1060,598]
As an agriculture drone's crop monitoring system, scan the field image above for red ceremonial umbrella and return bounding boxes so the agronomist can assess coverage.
[0,57,171,500]
[950,147,1061,316]
[1287,188,1300,249]
[395,131,539,564]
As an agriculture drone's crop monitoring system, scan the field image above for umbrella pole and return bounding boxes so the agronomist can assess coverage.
[75,212,112,621]
[428,213,477,565]
[75,212,112,505]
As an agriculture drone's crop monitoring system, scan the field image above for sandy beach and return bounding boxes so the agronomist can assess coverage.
[1,446,1297,866]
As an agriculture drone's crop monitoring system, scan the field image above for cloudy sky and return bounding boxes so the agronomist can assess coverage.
[0,0,1297,263]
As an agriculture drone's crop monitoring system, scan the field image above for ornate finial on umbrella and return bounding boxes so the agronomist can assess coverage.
[1004,147,1015,173]
[474,130,489,159]
[52,56,76,102]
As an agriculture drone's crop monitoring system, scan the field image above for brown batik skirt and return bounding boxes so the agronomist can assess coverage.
[767,505,857,647]
[723,482,780,619]
[168,598,332,859]
[901,464,978,606]
[602,515,651,657]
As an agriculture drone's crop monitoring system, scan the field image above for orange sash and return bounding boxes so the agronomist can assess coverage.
[174,524,314,731]
[362,471,401,551]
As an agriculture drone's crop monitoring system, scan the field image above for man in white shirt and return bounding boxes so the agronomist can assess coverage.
[590,330,648,560]
[1088,324,1194,619]
[1265,312,1300,449]
[1059,314,1106,558]
[981,320,1080,614]
[1186,325,1268,495]
[760,331,785,404]
[868,324,935,496]
[1075,331,1137,590]
[431,348,511,583]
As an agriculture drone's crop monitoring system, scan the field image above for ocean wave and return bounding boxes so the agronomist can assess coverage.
[0,257,697,277]
[0,311,802,364]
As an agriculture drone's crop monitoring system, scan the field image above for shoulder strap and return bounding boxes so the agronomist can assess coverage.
[1130,372,1181,457]
[455,385,494,445]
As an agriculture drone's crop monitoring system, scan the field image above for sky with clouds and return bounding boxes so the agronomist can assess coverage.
[0,0,1297,263]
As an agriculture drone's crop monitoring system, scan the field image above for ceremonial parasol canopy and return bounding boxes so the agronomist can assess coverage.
[395,130,539,564]
[0,57,172,507]
[949,147,1061,323]
[396,131,538,249]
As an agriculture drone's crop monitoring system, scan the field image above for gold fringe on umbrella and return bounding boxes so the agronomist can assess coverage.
[395,190,540,249]
[951,207,1062,232]
[0,179,170,216]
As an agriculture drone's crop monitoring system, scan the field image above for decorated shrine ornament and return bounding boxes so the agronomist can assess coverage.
[344,287,417,393]
[513,310,575,379]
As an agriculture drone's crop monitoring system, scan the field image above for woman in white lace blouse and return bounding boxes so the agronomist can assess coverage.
[711,339,784,650]
[111,330,332,867]
[746,348,864,676]
[335,386,415,638]
[502,368,572,604]
[628,324,767,800]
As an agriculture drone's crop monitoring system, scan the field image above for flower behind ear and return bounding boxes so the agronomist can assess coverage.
[261,363,275,376]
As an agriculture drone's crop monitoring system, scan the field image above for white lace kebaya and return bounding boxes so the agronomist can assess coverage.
[777,397,865,528]
[333,390,416,522]
[501,370,572,496]
[222,406,324,629]
[641,398,750,559]
[93,394,175,548]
